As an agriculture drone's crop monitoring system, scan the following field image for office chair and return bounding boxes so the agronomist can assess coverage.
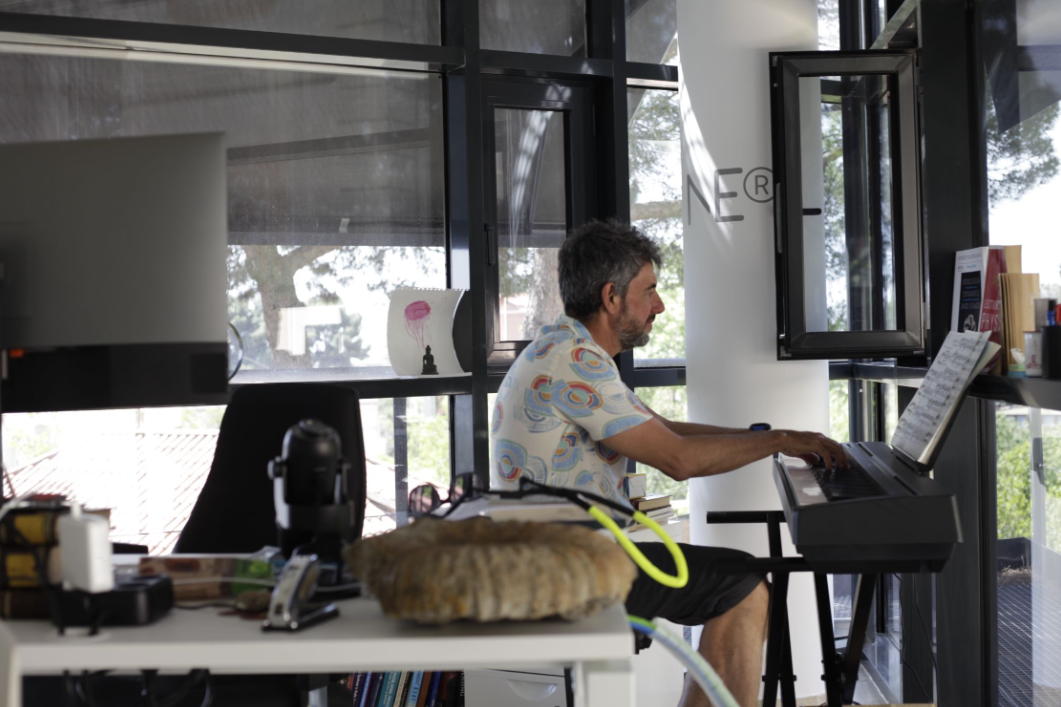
[175,383,366,554]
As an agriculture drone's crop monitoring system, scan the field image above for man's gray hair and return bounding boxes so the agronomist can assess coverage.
[558,220,662,319]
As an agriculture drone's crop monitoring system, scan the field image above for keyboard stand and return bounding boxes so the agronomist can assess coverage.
[707,511,877,707]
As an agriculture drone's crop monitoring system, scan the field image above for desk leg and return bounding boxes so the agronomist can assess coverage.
[299,674,329,707]
[0,620,20,707]
[573,659,635,707]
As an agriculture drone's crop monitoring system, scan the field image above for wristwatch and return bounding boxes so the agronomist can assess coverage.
[749,422,772,432]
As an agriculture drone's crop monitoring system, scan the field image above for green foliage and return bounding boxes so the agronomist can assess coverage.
[406,398,451,488]
[995,410,1061,551]
[996,413,1032,541]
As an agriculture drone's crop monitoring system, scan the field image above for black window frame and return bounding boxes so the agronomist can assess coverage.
[481,77,596,367]
[771,49,926,360]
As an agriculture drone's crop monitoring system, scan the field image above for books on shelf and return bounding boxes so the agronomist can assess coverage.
[346,671,461,707]
[622,473,647,500]
[1000,271,1040,372]
[952,246,1007,372]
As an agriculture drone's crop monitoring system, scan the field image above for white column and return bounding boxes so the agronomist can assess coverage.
[678,0,829,699]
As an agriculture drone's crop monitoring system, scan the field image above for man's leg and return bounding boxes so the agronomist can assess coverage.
[678,579,769,707]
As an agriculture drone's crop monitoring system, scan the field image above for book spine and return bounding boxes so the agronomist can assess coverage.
[415,673,433,707]
[404,671,424,707]
[350,672,369,705]
[983,248,1006,372]
[378,672,398,707]
[394,671,410,707]
[364,672,384,707]
[424,672,442,707]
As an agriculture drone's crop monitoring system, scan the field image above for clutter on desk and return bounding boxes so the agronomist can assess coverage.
[137,551,276,602]
[262,553,339,631]
[346,516,637,624]
[0,498,109,618]
[268,418,361,591]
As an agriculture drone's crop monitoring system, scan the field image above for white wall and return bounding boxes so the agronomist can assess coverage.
[678,0,830,699]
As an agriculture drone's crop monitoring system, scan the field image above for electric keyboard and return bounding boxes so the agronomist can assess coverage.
[773,441,962,573]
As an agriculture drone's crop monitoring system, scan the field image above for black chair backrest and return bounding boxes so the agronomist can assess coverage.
[175,383,366,554]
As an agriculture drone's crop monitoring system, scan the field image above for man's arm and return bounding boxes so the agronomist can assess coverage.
[643,402,753,437]
[602,417,847,481]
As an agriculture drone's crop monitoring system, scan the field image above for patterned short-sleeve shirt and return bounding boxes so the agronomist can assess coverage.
[490,314,654,507]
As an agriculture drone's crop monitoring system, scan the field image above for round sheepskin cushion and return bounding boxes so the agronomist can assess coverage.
[345,516,637,624]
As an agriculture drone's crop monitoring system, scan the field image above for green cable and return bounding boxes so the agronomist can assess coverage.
[587,505,689,588]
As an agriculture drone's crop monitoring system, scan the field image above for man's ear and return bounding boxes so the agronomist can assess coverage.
[599,281,621,315]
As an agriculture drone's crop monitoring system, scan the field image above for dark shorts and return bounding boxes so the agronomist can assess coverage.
[624,542,766,626]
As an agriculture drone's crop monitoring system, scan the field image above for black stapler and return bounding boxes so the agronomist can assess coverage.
[262,554,338,632]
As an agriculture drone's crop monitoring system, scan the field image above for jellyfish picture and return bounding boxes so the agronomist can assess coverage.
[404,300,432,352]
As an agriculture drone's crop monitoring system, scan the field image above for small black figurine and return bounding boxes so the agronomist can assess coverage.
[421,345,439,375]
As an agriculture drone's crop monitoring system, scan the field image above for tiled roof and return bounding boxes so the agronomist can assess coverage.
[8,430,220,554]
[7,430,428,553]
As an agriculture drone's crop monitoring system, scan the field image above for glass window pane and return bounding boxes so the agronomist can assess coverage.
[986,83,1061,302]
[995,405,1061,705]
[803,74,900,333]
[629,88,685,365]
[481,0,586,57]
[625,0,677,65]
[830,380,850,443]
[633,386,687,515]
[818,0,840,51]
[0,0,440,44]
[0,54,447,380]
[365,396,450,533]
[495,108,568,341]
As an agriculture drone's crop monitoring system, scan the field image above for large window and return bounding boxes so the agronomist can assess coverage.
[0,1,689,558]
[0,54,447,380]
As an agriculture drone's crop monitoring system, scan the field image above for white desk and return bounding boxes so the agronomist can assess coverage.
[0,598,635,707]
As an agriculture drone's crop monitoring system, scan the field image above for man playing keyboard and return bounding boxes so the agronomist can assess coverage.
[490,219,847,707]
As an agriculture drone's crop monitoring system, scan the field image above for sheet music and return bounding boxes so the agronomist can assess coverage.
[891,330,994,464]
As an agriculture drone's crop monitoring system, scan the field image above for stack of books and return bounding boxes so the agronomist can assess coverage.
[346,671,463,707]
[622,473,674,529]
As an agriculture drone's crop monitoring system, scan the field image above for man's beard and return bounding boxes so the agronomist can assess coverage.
[617,305,652,350]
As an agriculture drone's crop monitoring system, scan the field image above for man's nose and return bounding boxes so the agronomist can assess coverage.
[654,294,665,314]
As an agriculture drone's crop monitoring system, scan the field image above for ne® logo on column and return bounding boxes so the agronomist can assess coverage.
[686,167,773,224]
